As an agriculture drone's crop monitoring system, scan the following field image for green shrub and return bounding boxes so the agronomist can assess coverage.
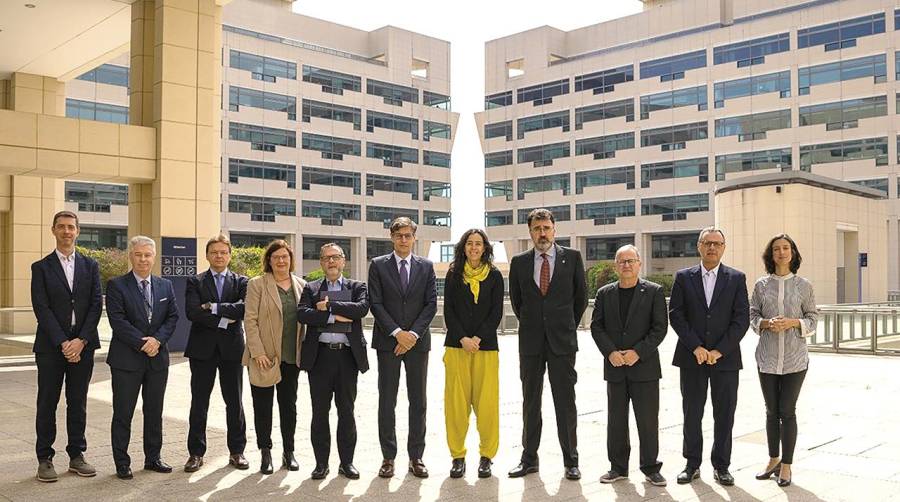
[587,261,618,296]
[303,268,349,282]
[230,247,265,279]
[76,246,129,291]
[645,272,674,296]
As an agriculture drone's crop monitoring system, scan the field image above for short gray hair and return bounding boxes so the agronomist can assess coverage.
[128,235,156,254]
[698,226,726,243]
[615,244,641,261]
[319,242,345,258]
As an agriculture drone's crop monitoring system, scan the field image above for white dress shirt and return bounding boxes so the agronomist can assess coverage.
[56,249,76,325]
[700,263,720,307]
[533,245,556,289]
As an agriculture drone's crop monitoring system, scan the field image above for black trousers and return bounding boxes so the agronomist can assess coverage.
[308,345,359,466]
[35,350,94,461]
[377,349,428,460]
[759,369,807,464]
[110,365,168,467]
[519,346,578,467]
[250,362,300,452]
[680,366,739,470]
[187,349,246,456]
[607,379,662,476]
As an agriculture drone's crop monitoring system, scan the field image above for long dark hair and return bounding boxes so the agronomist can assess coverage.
[449,228,494,281]
[762,233,802,274]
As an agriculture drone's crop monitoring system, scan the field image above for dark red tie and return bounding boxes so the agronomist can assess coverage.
[540,253,550,296]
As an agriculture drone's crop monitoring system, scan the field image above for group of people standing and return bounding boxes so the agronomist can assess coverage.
[30,207,816,490]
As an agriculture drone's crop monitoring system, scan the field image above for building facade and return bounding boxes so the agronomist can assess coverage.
[476,0,899,295]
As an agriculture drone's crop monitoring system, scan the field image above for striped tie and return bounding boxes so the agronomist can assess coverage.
[539,253,550,296]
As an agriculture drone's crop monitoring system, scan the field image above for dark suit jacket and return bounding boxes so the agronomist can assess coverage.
[105,273,179,372]
[184,269,248,361]
[669,264,750,371]
[31,251,102,353]
[509,244,587,356]
[297,278,370,373]
[590,279,668,382]
[368,253,437,353]
[443,267,504,350]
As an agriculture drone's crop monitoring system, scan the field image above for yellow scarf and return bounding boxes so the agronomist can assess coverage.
[462,262,490,303]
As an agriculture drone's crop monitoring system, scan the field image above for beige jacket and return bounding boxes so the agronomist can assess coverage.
[242,273,306,387]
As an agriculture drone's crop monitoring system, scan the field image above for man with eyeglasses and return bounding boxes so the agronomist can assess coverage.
[669,227,749,487]
[368,217,437,479]
[590,245,668,487]
[298,243,370,480]
[183,234,249,472]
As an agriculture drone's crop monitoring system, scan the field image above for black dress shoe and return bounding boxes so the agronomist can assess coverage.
[116,465,133,480]
[184,455,203,473]
[282,452,299,471]
[378,459,394,478]
[478,457,492,478]
[311,464,329,480]
[260,448,273,475]
[409,459,429,478]
[565,466,581,481]
[714,469,735,486]
[677,467,700,484]
[144,459,173,473]
[755,462,781,480]
[229,453,249,470]
[508,462,538,478]
[450,458,465,478]
[339,463,360,479]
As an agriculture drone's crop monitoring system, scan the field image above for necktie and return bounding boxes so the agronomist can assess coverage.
[215,273,224,300]
[141,279,152,320]
[539,253,550,296]
[399,259,409,292]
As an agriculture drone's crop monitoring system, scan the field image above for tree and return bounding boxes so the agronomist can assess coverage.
[229,247,265,278]
[586,261,618,296]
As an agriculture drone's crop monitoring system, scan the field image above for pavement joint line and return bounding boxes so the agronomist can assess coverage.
[855,442,884,455]
[807,436,843,451]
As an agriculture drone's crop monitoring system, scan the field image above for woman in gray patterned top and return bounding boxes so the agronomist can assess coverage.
[749,234,817,488]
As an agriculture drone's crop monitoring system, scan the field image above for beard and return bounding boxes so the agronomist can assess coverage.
[534,238,553,252]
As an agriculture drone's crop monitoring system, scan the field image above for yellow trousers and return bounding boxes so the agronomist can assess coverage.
[443,347,500,459]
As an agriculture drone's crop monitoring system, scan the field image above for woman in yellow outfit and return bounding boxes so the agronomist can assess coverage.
[443,228,504,479]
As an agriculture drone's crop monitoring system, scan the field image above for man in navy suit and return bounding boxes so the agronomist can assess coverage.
[105,235,179,480]
[31,210,102,482]
[669,227,749,487]
[298,242,370,480]
[183,234,249,472]
[368,217,437,479]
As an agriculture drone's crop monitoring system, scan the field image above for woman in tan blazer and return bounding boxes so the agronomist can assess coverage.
[243,240,306,474]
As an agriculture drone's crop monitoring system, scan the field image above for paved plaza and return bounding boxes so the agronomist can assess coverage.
[0,327,899,501]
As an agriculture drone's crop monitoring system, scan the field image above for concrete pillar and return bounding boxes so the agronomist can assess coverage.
[128,0,222,268]
[352,236,366,281]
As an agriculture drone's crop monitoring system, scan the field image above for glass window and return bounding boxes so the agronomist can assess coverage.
[366,111,418,139]
[302,237,353,261]
[423,151,451,168]
[574,132,634,159]
[641,157,709,186]
[640,121,708,149]
[65,181,128,213]
[799,95,887,128]
[714,70,791,107]
[228,194,296,222]
[366,206,418,226]
[301,133,361,158]
[76,226,128,250]
[423,91,451,110]
[484,181,513,200]
[798,54,887,94]
[484,150,513,168]
[484,121,512,140]
[301,166,360,194]
[715,148,791,180]
[574,65,634,94]
[640,86,706,119]
[229,122,296,151]
[302,99,361,129]
[575,99,634,128]
[799,137,888,170]
[75,64,129,87]
[230,86,296,118]
[301,201,361,225]
[640,49,706,80]
[714,109,791,139]
[423,181,451,200]
[848,178,888,194]
[302,65,361,94]
[229,50,297,81]
[518,205,570,224]
[484,91,512,109]
[517,111,570,139]
[424,210,451,227]
[585,236,635,260]
[439,244,454,263]
[575,166,635,193]
[517,174,570,200]
[798,13,885,50]
[230,233,285,248]
[713,32,790,66]
[230,158,296,188]
[516,78,569,105]
[65,99,128,124]
[366,173,418,199]
[485,210,513,227]
[367,142,418,166]
[576,201,635,221]
[423,120,451,141]
[367,239,394,259]
[641,194,709,220]
[517,142,570,166]
[367,79,418,105]
[652,233,700,258]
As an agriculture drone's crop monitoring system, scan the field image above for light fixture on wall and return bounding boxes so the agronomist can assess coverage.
[25,3,36,8]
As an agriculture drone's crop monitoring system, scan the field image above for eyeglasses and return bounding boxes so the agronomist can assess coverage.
[321,255,344,262]
[616,259,639,266]
[271,255,291,262]
[392,233,415,241]
[699,241,725,249]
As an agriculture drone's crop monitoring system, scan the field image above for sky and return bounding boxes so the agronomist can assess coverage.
[292,0,644,241]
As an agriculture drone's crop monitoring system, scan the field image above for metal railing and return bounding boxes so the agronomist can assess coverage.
[809,302,900,355]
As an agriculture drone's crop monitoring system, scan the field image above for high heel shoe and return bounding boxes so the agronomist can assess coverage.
[755,461,781,480]
[777,475,792,487]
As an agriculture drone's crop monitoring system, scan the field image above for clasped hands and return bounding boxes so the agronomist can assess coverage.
[140,336,161,357]
[394,330,418,356]
[60,338,85,363]
[692,346,723,365]
[608,349,640,367]
[765,316,800,333]
[460,336,482,354]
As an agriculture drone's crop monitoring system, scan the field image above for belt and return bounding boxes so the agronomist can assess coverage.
[320,342,347,350]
